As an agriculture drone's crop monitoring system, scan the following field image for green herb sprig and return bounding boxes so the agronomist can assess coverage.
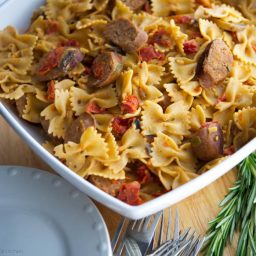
[203,152,256,256]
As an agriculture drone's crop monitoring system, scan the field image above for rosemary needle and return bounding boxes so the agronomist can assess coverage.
[203,152,256,256]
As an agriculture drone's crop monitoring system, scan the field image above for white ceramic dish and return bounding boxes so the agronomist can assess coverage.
[0,0,256,220]
[0,166,111,256]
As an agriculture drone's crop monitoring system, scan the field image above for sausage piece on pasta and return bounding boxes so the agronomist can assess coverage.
[121,0,147,11]
[64,113,95,143]
[36,47,84,81]
[87,51,123,88]
[191,122,224,161]
[104,18,148,52]
[196,39,233,88]
[89,175,124,196]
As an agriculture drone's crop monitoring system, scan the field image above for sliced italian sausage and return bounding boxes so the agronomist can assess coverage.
[36,47,84,81]
[191,122,224,161]
[64,113,95,143]
[196,39,233,88]
[121,0,147,11]
[89,175,124,197]
[40,116,64,144]
[16,96,27,117]
[103,18,148,52]
[87,51,123,88]
[40,116,50,134]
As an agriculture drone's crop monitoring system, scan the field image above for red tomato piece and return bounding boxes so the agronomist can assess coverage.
[83,66,91,75]
[216,93,227,104]
[183,39,199,54]
[148,29,172,48]
[60,39,80,47]
[252,44,256,52]
[189,31,202,39]
[139,45,165,62]
[38,47,65,76]
[86,101,105,114]
[224,145,235,156]
[92,57,106,79]
[47,80,55,102]
[231,32,239,44]
[143,1,152,13]
[121,95,139,114]
[112,117,134,138]
[46,20,59,34]
[173,15,193,25]
[117,181,143,205]
[136,165,153,185]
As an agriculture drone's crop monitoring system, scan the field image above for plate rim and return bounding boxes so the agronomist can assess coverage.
[0,164,112,256]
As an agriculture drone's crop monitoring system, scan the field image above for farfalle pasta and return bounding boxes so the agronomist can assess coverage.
[0,0,256,205]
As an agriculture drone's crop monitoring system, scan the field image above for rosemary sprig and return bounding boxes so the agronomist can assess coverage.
[203,152,256,256]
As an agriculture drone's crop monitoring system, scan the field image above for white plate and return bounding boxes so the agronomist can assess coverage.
[1,0,256,219]
[0,166,111,256]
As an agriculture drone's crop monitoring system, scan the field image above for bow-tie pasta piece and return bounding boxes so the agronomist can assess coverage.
[54,127,108,172]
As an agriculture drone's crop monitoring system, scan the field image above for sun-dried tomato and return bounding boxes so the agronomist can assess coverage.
[148,29,172,48]
[60,39,80,48]
[143,1,152,13]
[112,117,134,139]
[38,47,65,76]
[189,31,202,39]
[252,44,256,52]
[224,145,235,156]
[86,101,105,114]
[216,93,227,104]
[46,20,59,34]
[139,45,165,62]
[183,39,199,54]
[173,15,193,25]
[136,165,153,185]
[83,66,91,75]
[121,95,139,114]
[231,32,239,44]
[117,181,143,205]
[92,58,105,79]
[47,80,55,102]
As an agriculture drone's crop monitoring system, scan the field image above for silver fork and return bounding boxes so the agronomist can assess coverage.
[112,211,163,256]
[148,209,205,256]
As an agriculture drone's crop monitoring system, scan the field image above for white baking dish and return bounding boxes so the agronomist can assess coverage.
[1,0,256,219]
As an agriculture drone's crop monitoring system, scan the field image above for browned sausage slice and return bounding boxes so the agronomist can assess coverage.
[64,113,95,143]
[40,116,50,134]
[191,122,224,161]
[89,175,124,196]
[121,0,147,11]
[196,39,233,88]
[87,51,123,88]
[103,18,148,52]
[36,47,84,81]
[40,116,63,144]
[16,96,27,117]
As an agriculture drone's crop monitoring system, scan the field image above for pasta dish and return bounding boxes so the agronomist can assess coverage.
[0,0,255,205]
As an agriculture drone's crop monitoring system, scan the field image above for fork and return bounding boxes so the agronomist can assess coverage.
[112,211,163,256]
[148,209,205,256]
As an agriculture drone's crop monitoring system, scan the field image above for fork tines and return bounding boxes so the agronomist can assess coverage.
[112,209,205,256]
[148,209,205,256]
